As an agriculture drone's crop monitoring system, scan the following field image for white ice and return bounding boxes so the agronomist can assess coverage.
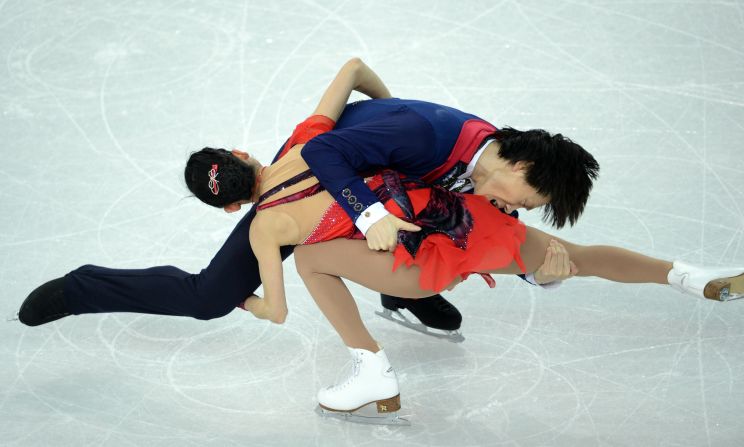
[2,1,744,446]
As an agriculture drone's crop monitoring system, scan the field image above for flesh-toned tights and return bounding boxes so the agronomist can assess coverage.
[294,225,672,352]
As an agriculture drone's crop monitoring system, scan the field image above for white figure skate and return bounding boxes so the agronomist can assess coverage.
[668,261,744,301]
[316,347,410,426]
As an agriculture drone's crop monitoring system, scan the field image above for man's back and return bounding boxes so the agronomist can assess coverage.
[336,98,484,160]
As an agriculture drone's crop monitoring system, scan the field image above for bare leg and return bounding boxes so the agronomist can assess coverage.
[295,240,440,351]
[295,227,675,349]
[298,228,673,294]
[296,268,377,352]
[515,227,672,284]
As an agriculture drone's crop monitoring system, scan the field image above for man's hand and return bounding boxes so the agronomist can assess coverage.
[533,240,578,285]
[365,215,421,251]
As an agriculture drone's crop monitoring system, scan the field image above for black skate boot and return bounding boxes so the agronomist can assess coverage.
[377,294,464,342]
[18,277,71,326]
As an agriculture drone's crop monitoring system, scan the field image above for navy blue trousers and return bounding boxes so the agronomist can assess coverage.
[64,208,296,319]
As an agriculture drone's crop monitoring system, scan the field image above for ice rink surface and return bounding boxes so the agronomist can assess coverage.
[2,0,744,445]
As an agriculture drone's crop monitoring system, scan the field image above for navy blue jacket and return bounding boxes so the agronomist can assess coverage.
[301,98,493,222]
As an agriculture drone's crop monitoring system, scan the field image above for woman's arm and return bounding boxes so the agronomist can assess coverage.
[246,214,296,324]
[311,58,391,122]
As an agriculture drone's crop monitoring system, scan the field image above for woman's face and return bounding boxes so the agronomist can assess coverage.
[473,161,550,214]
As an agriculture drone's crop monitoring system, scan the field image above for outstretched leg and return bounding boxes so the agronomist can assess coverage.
[515,226,672,284]
[297,226,675,315]
[515,227,740,298]
[296,225,742,348]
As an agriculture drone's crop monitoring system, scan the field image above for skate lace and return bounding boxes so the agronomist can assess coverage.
[329,356,362,391]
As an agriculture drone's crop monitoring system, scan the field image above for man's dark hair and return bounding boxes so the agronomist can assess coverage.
[495,127,599,228]
[184,147,256,208]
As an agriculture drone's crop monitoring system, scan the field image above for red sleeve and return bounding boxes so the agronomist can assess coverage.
[277,115,336,160]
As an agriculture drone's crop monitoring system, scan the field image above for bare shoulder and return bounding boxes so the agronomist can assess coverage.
[251,210,300,246]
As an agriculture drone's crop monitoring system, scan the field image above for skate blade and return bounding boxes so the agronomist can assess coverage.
[705,273,744,302]
[7,313,19,322]
[315,404,411,426]
[375,309,464,343]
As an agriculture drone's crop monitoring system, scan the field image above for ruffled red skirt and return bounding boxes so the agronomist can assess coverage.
[389,191,525,292]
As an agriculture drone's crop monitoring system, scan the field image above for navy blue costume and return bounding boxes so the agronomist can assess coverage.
[63,99,506,319]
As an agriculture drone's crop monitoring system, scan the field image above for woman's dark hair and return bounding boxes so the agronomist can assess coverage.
[184,147,257,208]
[495,127,600,229]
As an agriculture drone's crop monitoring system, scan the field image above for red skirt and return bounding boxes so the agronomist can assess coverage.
[387,185,525,292]
[303,176,526,293]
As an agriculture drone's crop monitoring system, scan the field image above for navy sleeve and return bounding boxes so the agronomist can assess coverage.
[301,107,439,222]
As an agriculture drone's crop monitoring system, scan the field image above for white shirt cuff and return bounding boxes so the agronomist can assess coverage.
[354,202,390,236]
[525,273,562,290]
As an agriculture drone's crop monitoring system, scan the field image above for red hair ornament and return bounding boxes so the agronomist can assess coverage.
[208,164,219,195]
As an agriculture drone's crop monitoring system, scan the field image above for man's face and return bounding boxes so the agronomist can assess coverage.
[473,161,550,214]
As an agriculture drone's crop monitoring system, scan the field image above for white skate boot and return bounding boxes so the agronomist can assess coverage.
[668,261,744,301]
[315,346,410,426]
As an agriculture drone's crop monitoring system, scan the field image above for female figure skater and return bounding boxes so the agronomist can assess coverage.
[184,61,744,424]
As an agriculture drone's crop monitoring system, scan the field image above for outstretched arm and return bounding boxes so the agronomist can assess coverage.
[274,57,401,163]
[311,57,391,121]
